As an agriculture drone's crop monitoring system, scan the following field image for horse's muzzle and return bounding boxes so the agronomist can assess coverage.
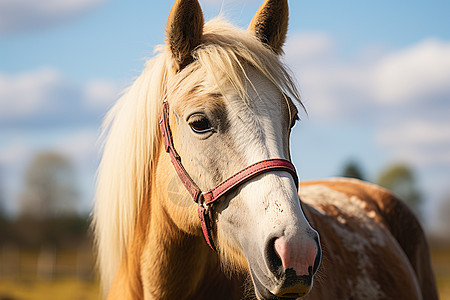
[254,232,321,299]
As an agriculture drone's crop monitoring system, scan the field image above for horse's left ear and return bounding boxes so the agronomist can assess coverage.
[248,0,289,54]
[166,0,204,71]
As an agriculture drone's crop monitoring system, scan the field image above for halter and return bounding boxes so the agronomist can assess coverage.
[160,101,298,251]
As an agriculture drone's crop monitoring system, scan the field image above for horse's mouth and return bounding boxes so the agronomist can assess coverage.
[277,293,304,299]
[250,268,312,300]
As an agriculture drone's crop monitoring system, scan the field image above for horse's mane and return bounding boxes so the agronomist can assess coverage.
[93,18,301,292]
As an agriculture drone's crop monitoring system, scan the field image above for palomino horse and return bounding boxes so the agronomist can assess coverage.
[93,0,438,299]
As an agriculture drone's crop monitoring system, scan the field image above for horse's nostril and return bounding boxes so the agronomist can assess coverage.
[265,237,283,276]
[271,235,319,277]
[312,237,322,275]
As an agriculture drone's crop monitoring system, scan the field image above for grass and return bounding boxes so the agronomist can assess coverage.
[0,248,100,300]
[0,278,100,300]
[431,246,450,300]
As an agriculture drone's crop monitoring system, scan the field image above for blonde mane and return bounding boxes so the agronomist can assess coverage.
[93,18,301,292]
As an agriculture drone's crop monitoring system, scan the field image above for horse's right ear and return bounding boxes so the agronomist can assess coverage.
[166,0,204,71]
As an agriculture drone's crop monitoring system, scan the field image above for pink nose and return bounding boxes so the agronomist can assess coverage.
[274,235,318,276]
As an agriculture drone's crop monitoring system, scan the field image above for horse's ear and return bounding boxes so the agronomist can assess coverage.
[248,0,289,54]
[166,0,204,71]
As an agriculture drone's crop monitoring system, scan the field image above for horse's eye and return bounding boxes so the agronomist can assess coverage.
[189,115,214,134]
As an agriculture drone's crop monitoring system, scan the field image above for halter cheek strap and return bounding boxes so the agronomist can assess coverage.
[160,101,298,251]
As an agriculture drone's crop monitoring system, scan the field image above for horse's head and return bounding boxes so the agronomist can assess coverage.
[159,0,321,298]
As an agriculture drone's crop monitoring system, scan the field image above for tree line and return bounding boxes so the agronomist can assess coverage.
[0,152,90,249]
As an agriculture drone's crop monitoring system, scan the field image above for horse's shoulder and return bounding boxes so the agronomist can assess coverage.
[299,177,423,251]
[299,177,438,300]
[299,177,413,227]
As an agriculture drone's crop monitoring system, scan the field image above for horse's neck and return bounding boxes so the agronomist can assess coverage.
[109,191,244,300]
[141,197,212,299]
[107,197,151,300]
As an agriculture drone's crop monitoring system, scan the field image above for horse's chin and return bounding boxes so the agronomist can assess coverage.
[250,268,312,300]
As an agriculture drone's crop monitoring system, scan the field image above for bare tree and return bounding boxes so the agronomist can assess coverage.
[18,152,78,219]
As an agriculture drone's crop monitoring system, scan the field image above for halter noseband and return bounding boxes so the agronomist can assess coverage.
[160,101,298,251]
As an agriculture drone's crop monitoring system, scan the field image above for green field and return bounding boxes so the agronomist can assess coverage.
[0,279,100,300]
[1,247,449,299]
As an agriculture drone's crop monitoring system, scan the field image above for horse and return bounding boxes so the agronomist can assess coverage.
[93,0,438,299]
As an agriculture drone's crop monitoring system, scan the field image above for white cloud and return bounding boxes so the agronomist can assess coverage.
[285,34,376,120]
[0,68,67,119]
[285,35,450,119]
[376,120,450,167]
[0,68,119,127]
[372,39,450,104]
[0,0,106,34]
[285,33,450,202]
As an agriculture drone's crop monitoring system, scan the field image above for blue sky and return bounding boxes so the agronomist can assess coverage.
[1,0,449,233]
